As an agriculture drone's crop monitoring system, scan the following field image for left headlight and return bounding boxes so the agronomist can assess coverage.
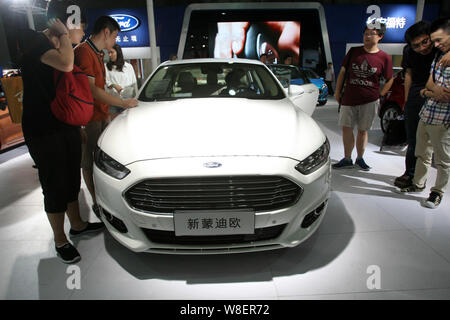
[94,146,131,180]
[295,138,330,175]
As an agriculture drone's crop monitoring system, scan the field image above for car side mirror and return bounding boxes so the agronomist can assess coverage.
[288,85,305,97]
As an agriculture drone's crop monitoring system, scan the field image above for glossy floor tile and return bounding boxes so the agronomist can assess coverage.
[0,98,449,300]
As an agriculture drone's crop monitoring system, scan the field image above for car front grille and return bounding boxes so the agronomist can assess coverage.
[141,224,287,245]
[124,176,302,214]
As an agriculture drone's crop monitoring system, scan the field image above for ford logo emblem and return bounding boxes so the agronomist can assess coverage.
[110,14,140,32]
[203,162,222,168]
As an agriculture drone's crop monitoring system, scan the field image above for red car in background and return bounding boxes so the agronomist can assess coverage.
[0,99,24,151]
[0,73,24,152]
[378,69,405,133]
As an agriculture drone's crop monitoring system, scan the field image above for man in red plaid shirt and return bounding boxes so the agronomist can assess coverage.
[397,17,450,209]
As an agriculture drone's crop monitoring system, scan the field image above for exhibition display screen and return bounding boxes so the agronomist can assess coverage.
[212,21,301,65]
[179,4,330,72]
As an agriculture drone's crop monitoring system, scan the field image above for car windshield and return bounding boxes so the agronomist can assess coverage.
[139,62,285,101]
[268,64,310,88]
[305,69,320,79]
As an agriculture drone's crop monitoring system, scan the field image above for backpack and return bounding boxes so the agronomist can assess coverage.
[382,119,407,146]
[50,65,94,126]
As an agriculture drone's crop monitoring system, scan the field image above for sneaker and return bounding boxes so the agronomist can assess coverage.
[394,174,413,188]
[92,204,101,218]
[396,184,425,194]
[55,243,81,264]
[355,158,371,171]
[69,222,105,237]
[332,158,354,169]
[422,191,442,209]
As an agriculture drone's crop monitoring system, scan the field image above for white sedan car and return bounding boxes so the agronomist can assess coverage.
[93,58,330,254]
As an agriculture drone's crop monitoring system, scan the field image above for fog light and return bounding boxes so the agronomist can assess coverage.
[100,207,128,233]
[301,200,327,228]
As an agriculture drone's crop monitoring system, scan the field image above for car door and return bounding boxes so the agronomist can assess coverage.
[289,67,319,116]
[0,79,24,151]
[0,106,24,150]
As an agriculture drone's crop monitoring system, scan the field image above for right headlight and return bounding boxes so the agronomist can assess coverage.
[94,146,131,180]
[295,138,330,175]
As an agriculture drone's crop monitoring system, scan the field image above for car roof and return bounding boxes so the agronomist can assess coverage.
[267,64,298,68]
[300,68,319,76]
[160,58,266,67]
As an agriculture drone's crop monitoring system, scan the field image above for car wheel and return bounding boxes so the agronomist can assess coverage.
[380,104,402,133]
[318,100,327,106]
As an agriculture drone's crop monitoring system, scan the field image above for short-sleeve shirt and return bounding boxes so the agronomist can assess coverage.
[19,29,75,138]
[401,45,438,94]
[74,39,109,122]
[105,62,138,97]
[419,51,450,125]
[341,46,393,106]
[325,68,334,81]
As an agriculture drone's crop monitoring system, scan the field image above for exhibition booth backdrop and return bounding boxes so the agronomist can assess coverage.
[0,2,442,84]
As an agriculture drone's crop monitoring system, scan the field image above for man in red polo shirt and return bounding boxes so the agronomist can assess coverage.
[75,16,138,216]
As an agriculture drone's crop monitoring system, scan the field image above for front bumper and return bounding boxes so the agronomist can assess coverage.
[93,156,331,254]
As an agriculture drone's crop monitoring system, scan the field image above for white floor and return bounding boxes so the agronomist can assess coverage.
[1,97,450,300]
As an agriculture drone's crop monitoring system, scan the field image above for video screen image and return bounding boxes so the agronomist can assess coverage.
[183,8,325,72]
[212,21,301,65]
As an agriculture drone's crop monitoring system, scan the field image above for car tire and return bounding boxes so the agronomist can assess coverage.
[380,104,402,133]
[318,100,327,106]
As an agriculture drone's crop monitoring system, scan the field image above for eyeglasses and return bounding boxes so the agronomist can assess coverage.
[411,37,431,49]
[364,32,379,37]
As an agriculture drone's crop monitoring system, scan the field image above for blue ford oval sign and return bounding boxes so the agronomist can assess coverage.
[203,162,222,169]
[110,14,140,32]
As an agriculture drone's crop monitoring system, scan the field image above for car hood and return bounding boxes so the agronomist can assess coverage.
[98,98,326,164]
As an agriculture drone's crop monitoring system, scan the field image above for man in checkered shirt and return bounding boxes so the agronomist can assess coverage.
[397,17,450,209]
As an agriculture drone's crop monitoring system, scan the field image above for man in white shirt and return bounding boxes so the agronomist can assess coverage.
[325,62,335,95]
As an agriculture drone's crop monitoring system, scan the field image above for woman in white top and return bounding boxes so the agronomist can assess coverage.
[105,44,138,116]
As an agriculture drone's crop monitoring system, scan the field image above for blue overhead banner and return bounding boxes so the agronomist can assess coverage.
[324,4,439,76]
[86,8,150,48]
[325,4,439,44]
[366,5,418,43]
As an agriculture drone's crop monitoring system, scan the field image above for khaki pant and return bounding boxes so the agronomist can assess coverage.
[413,120,450,194]
[81,120,109,170]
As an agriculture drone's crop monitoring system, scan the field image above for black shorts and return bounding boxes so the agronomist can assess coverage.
[25,128,82,213]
